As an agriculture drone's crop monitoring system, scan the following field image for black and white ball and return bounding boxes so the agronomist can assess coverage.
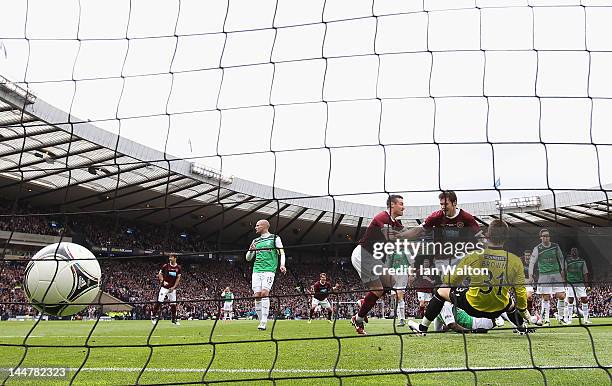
[23,242,101,316]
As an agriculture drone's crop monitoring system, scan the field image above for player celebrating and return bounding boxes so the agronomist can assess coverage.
[565,247,591,324]
[408,220,530,335]
[397,191,482,282]
[246,219,286,331]
[400,191,481,240]
[351,194,404,335]
[529,228,566,326]
[151,254,182,326]
[221,287,234,321]
[308,273,340,323]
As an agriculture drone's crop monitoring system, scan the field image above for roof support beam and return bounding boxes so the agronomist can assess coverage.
[276,207,308,236]
[63,173,179,207]
[0,126,60,142]
[191,194,254,228]
[0,137,78,158]
[167,190,238,223]
[0,145,102,173]
[232,203,294,244]
[20,162,146,200]
[203,200,273,240]
[325,214,345,243]
[353,217,364,242]
[0,115,38,126]
[542,209,602,227]
[488,214,531,235]
[570,205,612,222]
[527,211,571,228]
[115,179,201,211]
[507,213,541,227]
[296,211,326,244]
[0,153,119,190]
[136,185,220,221]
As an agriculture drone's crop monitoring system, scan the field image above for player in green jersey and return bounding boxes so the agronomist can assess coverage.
[434,301,494,333]
[529,228,566,326]
[246,219,286,330]
[564,247,591,324]
[434,302,535,335]
[390,250,411,326]
[221,287,234,321]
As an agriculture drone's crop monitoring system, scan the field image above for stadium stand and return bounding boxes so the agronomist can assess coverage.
[1,200,610,322]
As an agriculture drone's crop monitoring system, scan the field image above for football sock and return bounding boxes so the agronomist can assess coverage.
[506,308,524,327]
[152,302,161,317]
[418,304,425,318]
[397,300,405,321]
[309,307,316,319]
[261,297,270,323]
[421,292,445,329]
[557,299,566,321]
[500,312,515,327]
[357,291,379,321]
[542,299,550,321]
[567,303,574,323]
[582,303,589,321]
[170,304,177,321]
[327,308,333,320]
[255,299,262,321]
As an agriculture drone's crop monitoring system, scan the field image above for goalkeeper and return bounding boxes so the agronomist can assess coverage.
[409,219,531,335]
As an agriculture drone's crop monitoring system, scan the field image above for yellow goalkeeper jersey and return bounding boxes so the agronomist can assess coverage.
[448,246,527,313]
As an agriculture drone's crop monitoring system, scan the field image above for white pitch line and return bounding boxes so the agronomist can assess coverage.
[0,335,247,338]
[0,332,595,338]
[0,365,603,374]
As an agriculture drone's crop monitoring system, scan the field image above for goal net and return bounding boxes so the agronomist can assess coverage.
[0,0,611,384]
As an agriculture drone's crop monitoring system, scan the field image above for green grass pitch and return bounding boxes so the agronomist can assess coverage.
[0,318,610,385]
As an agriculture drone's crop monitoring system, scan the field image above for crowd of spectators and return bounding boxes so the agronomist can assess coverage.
[0,199,208,253]
[0,201,61,236]
[1,199,611,321]
[74,215,209,253]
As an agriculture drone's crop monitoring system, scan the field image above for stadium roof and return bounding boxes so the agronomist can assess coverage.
[1,76,611,248]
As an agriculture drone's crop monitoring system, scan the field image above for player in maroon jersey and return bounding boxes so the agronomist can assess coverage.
[351,194,404,335]
[400,191,481,240]
[308,273,340,323]
[399,191,482,277]
[422,190,481,240]
[151,254,182,325]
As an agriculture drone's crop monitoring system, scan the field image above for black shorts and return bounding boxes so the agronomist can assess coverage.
[449,287,512,319]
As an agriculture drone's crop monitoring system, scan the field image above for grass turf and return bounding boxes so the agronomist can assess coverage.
[0,318,610,385]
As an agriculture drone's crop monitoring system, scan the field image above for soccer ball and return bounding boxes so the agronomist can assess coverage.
[530,313,543,326]
[23,242,101,316]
